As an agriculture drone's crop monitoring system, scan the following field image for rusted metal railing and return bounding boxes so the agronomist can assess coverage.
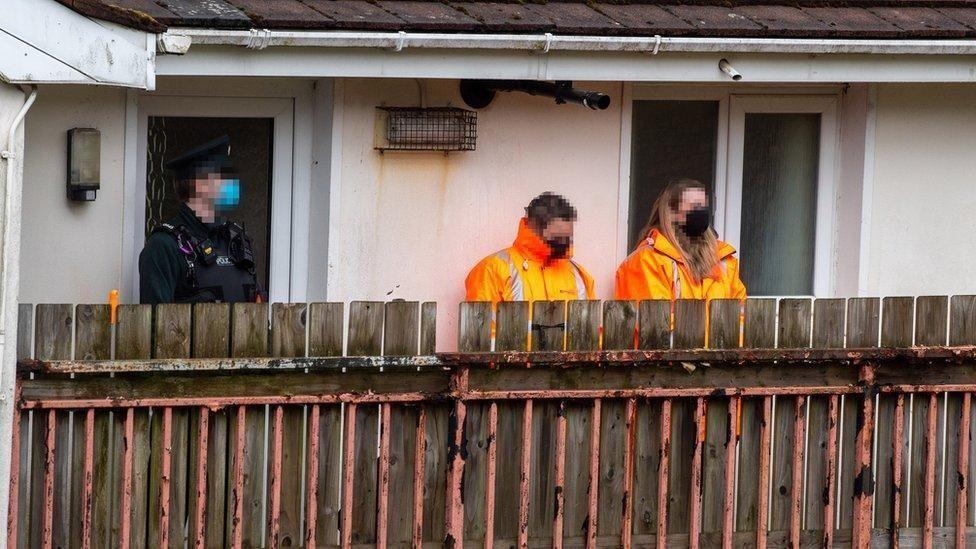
[9,296,976,548]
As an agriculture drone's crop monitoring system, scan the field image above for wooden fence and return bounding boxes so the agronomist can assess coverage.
[9,296,976,548]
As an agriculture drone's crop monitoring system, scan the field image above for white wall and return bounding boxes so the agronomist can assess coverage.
[20,85,127,304]
[330,79,625,348]
[866,84,976,296]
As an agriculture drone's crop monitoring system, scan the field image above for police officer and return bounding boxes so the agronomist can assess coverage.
[139,135,265,304]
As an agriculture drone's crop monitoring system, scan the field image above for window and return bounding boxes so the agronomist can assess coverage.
[629,93,838,296]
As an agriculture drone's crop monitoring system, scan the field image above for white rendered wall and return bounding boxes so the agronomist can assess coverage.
[329,78,624,348]
[20,85,127,304]
[865,84,976,297]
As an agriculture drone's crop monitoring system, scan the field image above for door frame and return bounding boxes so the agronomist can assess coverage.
[725,95,839,297]
[123,95,296,303]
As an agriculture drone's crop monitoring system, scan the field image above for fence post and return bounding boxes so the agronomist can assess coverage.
[852,362,877,548]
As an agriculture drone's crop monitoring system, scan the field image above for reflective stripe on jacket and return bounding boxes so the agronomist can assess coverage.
[466,218,596,302]
[614,229,746,301]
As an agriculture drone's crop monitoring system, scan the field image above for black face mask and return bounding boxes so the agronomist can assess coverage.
[681,207,710,238]
[546,236,572,260]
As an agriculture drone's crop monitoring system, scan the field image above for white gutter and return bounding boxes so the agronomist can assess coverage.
[168,28,976,55]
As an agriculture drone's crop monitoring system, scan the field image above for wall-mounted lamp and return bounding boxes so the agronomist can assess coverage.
[67,128,100,201]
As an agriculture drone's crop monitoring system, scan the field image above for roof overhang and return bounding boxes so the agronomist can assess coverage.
[0,0,154,88]
[155,28,976,83]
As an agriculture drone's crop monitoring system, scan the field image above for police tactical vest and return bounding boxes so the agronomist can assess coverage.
[153,222,262,304]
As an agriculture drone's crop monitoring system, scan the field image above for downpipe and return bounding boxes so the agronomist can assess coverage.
[0,83,36,549]
[0,85,37,351]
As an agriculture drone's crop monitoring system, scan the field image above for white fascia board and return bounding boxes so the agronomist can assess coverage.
[0,31,94,84]
[157,45,976,83]
[0,0,153,88]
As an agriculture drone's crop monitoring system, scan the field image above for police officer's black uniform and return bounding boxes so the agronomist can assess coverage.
[138,136,264,305]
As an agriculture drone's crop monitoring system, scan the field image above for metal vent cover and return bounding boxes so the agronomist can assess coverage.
[375,107,477,152]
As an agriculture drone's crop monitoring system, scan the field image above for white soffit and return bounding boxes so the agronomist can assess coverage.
[0,0,153,88]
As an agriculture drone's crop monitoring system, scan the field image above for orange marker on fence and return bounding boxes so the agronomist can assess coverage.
[109,289,119,325]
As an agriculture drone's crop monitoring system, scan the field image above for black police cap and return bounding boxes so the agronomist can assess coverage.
[165,135,233,178]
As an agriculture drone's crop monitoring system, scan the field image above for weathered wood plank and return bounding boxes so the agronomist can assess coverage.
[229,303,266,358]
[269,304,307,548]
[115,305,152,360]
[111,306,152,549]
[915,296,949,347]
[562,401,593,541]
[566,300,601,351]
[770,299,812,532]
[308,302,344,357]
[421,404,449,543]
[598,399,626,540]
[75,305,114,548]
[153,304,190,359]
[459,302,492,353]
[389,404,420,544]
[602,300,637,351]
[495,301,529,352]
[420,302,437,355]
[778,299,812,348]
[490,401,521,542]
[737,299,777,534]
[33,304,73,549]
[383,301,420,544]
[633,399,662,537]
[348,302,383,543]
[805,298,845,534]
[15,304,33,549]
[838,298,880,531]
[673,299,705,349]
[702,300,738,534]
[950,295,976,346]
[708,299,741,350]
[532,301,566,352]
[875,297,914,529]
[911,296,948,528]
[314,405,343,546]
[639,300,671,350]
[463,401,489,542]
[743,298,776,349]
[812,299,846,349]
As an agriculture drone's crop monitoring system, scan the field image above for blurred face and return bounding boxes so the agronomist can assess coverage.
[540,217,574,259]
[673,187,708,225]
[186,169,241,224]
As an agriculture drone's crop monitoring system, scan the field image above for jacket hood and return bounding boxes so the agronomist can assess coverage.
[512,217,572,264]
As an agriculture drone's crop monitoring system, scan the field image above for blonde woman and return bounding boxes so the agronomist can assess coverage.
[616,179,746,300]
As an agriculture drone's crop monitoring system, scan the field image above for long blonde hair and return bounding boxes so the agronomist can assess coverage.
[640,179,719,282]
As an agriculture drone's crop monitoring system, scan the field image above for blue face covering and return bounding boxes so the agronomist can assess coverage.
[215,178,241,210]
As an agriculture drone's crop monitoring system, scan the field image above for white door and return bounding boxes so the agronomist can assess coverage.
[130,96,295,302]
[725,96,838,296]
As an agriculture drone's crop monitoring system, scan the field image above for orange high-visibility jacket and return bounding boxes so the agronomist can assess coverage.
[615,229,746,301]
[466,218,596,302]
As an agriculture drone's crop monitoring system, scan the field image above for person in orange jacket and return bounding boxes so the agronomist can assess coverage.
[466,192,596,302]
[616,179,746,301]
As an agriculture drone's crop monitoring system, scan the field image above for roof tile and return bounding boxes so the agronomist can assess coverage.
[157,0,252,27]
[375,0,480,31]
[450,2,554,33]
[223,0,334,28]
[522,2,624,34]
[594,3,695,36]
[735,5,834,37]
[870,6,971,36]
[665,5,764,35]
[300,0,404,30]
[800,6,903,38]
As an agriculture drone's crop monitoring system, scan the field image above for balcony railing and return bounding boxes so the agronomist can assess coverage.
[9,296,976,548]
